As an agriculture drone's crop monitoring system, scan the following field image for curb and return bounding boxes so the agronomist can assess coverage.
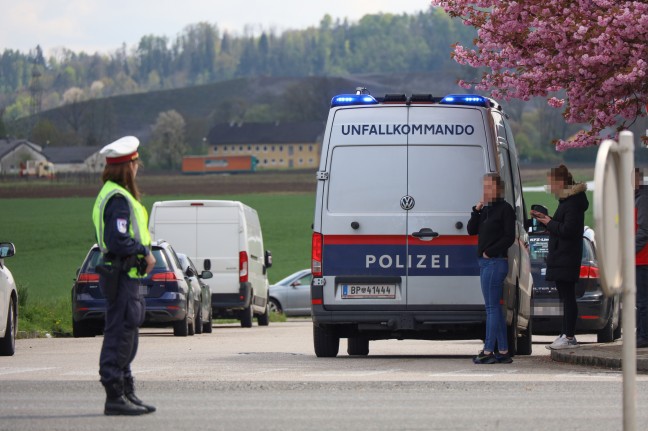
[550,342,648,372]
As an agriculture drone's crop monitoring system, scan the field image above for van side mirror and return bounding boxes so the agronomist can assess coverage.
[265,250,273,268]
[200,270,213,280]
[204,259,211,271]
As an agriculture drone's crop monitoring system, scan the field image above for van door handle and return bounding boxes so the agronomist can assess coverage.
[412,228,439,238]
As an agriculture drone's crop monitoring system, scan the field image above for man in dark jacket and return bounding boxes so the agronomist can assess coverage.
[532,165,589,350]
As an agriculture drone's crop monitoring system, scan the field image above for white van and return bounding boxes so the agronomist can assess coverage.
[149,200,272,327]
[311,91,533,357]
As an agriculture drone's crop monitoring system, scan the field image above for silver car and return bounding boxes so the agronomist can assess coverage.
[268,269,312,316]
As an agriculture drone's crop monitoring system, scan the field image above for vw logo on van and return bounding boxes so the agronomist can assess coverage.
[400,195,415,211]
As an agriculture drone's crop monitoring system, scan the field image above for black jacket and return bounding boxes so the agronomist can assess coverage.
[467,199,516,258]
[545,183,589,282]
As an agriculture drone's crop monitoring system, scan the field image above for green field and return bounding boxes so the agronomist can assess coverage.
[2,189,593,334]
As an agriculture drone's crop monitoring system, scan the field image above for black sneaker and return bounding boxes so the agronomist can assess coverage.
[473,351,498,364]
[495,352,513,364]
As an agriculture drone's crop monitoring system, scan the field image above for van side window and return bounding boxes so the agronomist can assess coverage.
[493,112,524,219]
[497,147,514,205]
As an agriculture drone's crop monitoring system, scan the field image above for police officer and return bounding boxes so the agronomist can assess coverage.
[92,136,156,415]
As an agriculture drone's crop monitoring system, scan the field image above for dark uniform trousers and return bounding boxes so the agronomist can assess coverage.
[99,273,145,385]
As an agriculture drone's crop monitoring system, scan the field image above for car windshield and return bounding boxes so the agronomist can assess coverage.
[275,270,309,286]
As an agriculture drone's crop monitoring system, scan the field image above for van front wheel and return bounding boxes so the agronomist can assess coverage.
[313,324,339,358]
[257,303,270,326]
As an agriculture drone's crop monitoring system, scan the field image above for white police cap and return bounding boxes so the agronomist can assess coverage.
[100,136,140,165]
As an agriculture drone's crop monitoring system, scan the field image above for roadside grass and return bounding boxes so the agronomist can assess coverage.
[4,193,314,336]
[5,189,593,336]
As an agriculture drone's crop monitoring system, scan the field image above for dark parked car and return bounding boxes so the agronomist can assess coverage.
[72,240,200,337]
[177,253,213,334]
[530,226,621,342]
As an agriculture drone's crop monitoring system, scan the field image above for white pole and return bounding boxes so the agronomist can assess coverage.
[618,130,636,431]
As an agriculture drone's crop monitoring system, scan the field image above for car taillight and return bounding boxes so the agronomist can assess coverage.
[239,251,248,283]
[152,272,176,282]
[312,232,323,277]
[579,265,599,279]
[77,273,99,283]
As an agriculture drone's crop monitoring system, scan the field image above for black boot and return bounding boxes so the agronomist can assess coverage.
[103,380,148,416]
[124,376,156,413]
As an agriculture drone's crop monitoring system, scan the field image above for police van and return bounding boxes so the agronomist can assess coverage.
[311,90,533,357]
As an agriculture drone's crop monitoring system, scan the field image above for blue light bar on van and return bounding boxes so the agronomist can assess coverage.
[331,94,379,108]
[440,94,490,107]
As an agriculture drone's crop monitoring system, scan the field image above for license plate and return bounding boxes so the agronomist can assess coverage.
[341,284,397,299]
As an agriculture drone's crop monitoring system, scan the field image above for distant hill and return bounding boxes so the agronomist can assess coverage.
[20,72,468,146]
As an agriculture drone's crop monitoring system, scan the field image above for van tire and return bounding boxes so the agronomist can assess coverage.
[517,318,533,355]
[203,308,213,333]
[173,313,189,336]
[257,303,270,326]
[347,337,369,356]
[313,324,339,358]
[240,306,254,328]
[0,298,16,356]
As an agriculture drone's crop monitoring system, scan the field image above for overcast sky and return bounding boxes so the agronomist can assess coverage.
[0,1,429,55]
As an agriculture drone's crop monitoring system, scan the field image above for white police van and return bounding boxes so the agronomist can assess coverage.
[311,90,533,357]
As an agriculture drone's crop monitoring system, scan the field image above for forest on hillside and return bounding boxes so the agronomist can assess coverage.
[2,7,637,164]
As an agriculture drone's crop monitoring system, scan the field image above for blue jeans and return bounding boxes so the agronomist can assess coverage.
[637,266,648,341]
[479,257,509,353]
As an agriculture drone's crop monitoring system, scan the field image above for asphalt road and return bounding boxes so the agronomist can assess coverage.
[1,320,647,431]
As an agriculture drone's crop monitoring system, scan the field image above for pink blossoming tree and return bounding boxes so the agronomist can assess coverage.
[430,0,648,150]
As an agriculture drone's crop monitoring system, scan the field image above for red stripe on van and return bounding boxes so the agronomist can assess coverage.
[325,235,477,246]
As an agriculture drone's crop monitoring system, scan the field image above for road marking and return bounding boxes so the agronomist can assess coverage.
[0,367,57,376]
[429,368,519,378]
[237,368,291,376]
[303,369,403,378]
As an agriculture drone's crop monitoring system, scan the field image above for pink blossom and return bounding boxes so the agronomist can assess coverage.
[430,0,648,149]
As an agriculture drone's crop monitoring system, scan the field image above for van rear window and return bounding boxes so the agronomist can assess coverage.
[327,145,407,213]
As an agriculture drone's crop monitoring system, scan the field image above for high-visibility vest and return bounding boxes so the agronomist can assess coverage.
[636,207,648,266]
[92,181,151,278]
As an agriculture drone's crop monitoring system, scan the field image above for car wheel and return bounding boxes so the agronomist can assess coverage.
[194,306,203,335]
[268,298,282,314]
[613,305,622,340]
[597,315,615,343]
[240,305,253,328]
[257,303,270,326]
[0,298,17,356]
[347,336,369,356]
[313,323,339,358]
[203,308,213,334]
[72,318,96,338]
[173,312,189,336]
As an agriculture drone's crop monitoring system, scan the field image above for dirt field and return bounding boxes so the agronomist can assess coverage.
[0,164,594,199]
[0,171,317,198]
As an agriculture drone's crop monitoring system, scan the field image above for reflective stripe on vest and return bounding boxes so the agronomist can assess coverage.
[92,181,151,278]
